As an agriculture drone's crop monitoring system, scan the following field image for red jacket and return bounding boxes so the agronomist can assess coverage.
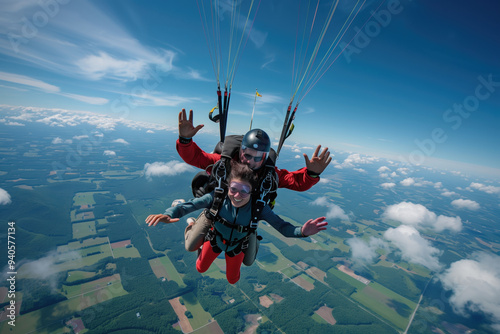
[176,139,319,191]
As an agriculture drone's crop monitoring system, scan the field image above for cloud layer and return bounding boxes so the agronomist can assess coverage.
[312,197,349,221]
[384,225,442,272]
[347,236,388,268]
[0,188,12,205]
[451,199,480,210]
[143,161,194,181]
[439,252,500,331]
[382,201,462,232]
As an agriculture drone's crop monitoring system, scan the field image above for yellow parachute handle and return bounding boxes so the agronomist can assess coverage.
[209,105,220,123]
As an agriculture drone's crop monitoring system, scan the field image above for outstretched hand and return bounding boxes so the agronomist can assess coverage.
[146,214,180,227]
[303,145,332,175]
[179,108,204,138]
[301,216,328,236]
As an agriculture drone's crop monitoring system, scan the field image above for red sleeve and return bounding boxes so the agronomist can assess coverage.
[176,139,221,169]
[275,166,319,191]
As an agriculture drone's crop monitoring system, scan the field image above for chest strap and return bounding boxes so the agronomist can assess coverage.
[206,226,250,248]
[217,216,252,233]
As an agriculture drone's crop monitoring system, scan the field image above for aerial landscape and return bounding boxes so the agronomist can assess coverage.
[0,107,499,333]
[1,1,500,334]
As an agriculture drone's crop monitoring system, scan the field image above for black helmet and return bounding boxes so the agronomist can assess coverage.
[241,129,270,153]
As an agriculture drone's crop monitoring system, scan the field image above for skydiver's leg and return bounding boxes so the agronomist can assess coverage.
[242,232,259,266]
[225,251,245,284]
[184,210,212,252]
[196,240,220,273]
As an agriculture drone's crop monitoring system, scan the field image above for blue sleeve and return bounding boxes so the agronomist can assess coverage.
[260,205,304,238]
[163,193,214,219]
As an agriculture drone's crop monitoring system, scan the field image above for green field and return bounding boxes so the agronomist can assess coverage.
[0,298,81,334]
[180,292,213,329]
[63,274,123,298]
[154,254,187,287]
[73,221,97,239]
[58,237,108,252]
[67,270,97,282]
[113,246,141,258]
[115,193,127,203]
[73,191,108,206]
[0,278,127,334]
[281,265,300,278]
[351,282,416,331]
[311,312,329,324]
[325,191,344,199]
[256,242,295,272]
[202,257,228,280]
[327,235,351,252]
[299,273,316,285]
[79,243,112,258]
[97,218,111,225]
[327,267,367,290]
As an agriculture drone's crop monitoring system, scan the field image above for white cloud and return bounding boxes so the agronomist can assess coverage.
[353,168,366,173]
[384,225,442,272]
[294,155,301,159]
[112,138,129,145]
[73,135,89,140]
[0,71,60,93]
[439,252,500,331]
[380,182,396,190]
[451,199,480,210]
[0,72,108,105]
[77,51,170,81]
[347,237,388,268]
[103,150,116,156]
[146,130,154,134]
[0,188,12,205]
[312,197,349,221]
[3,105,176,133]
[6,121,25,126]
[469,182,500,195]
[336,153,378,169]
[11,250,82,291]
[382,202,462,232]
[397,167,409,175]
[400,178,415,186]
[378,166,391,173]
[143,161,194,181]
[441,190,458,197]
[185,67,211,81]
[59,92,109,105]
[52,137,72,144]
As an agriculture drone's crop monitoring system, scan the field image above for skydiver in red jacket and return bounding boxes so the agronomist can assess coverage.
[176,108,332,191]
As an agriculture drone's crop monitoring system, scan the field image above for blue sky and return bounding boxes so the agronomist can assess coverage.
[1,0,499,177]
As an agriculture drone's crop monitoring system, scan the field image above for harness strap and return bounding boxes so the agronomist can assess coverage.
[207,226,251,256]
[205,157,230,220]
[217,216,252,233]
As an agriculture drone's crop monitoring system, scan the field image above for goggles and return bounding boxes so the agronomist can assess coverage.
[228,181,251,198]
[240,146,268,163]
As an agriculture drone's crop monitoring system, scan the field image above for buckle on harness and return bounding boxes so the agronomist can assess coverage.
[256,199,266,207]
